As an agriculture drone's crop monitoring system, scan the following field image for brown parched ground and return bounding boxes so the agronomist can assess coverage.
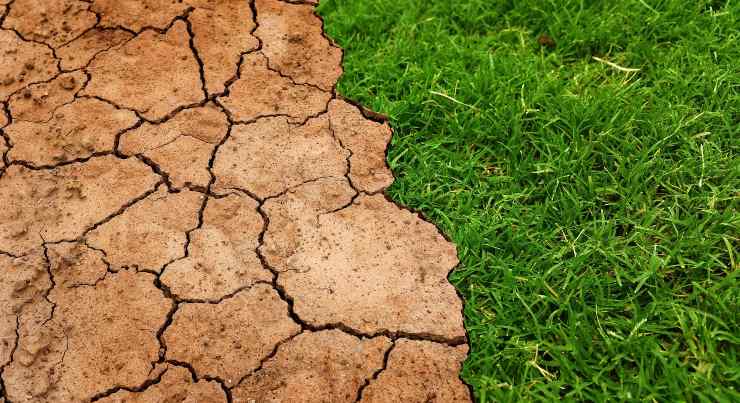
[0,1,470,402]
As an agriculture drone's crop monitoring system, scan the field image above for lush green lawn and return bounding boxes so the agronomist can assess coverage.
[318,0,739,401]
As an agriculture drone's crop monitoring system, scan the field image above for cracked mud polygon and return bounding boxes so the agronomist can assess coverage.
[0,1,470,402]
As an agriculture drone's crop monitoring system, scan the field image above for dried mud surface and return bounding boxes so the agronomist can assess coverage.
[0,1,470,402]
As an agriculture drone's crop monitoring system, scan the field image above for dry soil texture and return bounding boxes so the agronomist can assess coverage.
[0,1,470,402]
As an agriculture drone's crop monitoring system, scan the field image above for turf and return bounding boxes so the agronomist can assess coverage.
[317,0,740,401]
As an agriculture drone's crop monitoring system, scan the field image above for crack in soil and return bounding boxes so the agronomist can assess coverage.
[38,243,58,327]
[183,13,209,101]
[354,341,396,402]
[88,365,169,402]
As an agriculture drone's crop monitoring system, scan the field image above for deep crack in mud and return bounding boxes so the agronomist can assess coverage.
[0,0,471,402]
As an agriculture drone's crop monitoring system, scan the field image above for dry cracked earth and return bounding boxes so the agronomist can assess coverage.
[0,1,470,402]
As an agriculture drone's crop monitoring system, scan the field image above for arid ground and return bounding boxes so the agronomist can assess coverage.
[0,0,470,402]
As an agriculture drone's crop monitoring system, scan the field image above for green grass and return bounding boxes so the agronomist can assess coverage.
[318,0,740,401]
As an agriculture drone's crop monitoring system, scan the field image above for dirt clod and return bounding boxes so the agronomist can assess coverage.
[0,251,50,370]
[187,0,259,95]
[328,99,395,193]
[537,33,556,48]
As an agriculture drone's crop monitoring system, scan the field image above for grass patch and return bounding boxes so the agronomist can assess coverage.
[318,0,740,401]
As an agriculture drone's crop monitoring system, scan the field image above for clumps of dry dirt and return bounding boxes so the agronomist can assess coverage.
[0,0,471,401]
[0,140,8,170]
[0,251,50,373]
[0,103,8,128]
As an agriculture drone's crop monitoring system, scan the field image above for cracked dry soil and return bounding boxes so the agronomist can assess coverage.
[0,1,471,402]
